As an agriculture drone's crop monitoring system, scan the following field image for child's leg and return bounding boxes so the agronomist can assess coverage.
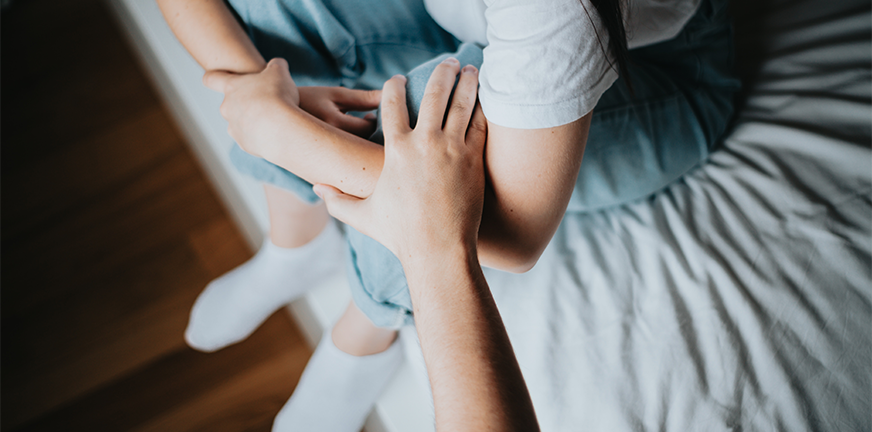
[265,184,329,248]
[185,185,344,352]
[330,299,398,356]
[273,302,402,432]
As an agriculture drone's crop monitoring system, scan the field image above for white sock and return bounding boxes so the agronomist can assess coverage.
[273,331,404,432]
[185,221,344,352]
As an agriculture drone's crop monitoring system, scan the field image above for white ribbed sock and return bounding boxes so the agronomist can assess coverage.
[272,331,404,432]
[185,221,344,352]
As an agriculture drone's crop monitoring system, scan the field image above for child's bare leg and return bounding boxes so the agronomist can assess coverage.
[265,184,329,247]
[332,299,398,355]
[274,301,402,432]
[185,184,344,352]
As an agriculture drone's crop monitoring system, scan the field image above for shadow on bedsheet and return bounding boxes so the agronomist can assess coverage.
[729,0,872,145]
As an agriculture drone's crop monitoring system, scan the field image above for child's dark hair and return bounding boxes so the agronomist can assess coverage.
[585,0,632,91]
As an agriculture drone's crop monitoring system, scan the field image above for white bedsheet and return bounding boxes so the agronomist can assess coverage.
[406,0,871,430]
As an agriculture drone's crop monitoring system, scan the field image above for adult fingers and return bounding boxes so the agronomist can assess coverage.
[465,101,487,153]
[443,65,479,139]
[313,184,369,233]
[334,88,383,112]
[202,70,233,92]
[416,57,461,132]
[380,75,411,142]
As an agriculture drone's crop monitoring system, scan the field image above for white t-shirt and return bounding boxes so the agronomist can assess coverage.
[424,0,700,129]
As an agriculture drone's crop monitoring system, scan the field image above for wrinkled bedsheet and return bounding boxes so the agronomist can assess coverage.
[470,0,871,430]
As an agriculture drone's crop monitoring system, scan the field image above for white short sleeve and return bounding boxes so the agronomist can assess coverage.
[479,0,619,129]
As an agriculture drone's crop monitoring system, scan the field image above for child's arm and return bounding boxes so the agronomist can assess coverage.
[207,61,589,274]
[156,0,386,196]
[156,0,265,73]
[159,1,584,273]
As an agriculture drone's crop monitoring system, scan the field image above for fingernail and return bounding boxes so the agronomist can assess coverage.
[462,65,478,74]
[442,57,460,65]
[392,74,407,83]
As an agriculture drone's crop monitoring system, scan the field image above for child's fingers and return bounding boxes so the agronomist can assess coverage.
[331,114,378,138]
[443,65,479,139]
[381,75,411,142]
[202,70,233,92]
[334,88,383,112]
[417,57,461,132]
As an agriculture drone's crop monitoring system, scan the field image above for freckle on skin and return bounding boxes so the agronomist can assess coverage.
[363,167,366,170]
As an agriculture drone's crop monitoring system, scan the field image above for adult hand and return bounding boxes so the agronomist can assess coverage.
[314,59,487,263]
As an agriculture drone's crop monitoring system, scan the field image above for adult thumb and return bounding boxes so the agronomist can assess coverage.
[313,184,366,229]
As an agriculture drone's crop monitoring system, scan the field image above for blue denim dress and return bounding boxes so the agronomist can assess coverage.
[226,0,740,327]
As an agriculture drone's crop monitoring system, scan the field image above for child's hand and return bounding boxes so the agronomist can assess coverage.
[203,57,382,156]
[298,87,381,138]
[313,60,487,264]
[203,58,301,157]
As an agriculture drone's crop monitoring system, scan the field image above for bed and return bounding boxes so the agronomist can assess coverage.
[468,0,872,429]
[110,0,871,429]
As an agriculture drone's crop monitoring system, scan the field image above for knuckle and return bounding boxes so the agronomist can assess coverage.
[387,93,406,109]
[451,100,469,114]
[435,61,457,73]
[421,97,444,115]
[385,76,403,89]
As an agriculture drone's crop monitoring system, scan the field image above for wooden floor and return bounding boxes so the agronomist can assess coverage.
[0,0,312,430]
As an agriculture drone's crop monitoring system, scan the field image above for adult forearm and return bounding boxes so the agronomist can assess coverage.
[403,250,539,432]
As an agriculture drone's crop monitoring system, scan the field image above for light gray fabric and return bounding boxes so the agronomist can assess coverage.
[451,0,871,430]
